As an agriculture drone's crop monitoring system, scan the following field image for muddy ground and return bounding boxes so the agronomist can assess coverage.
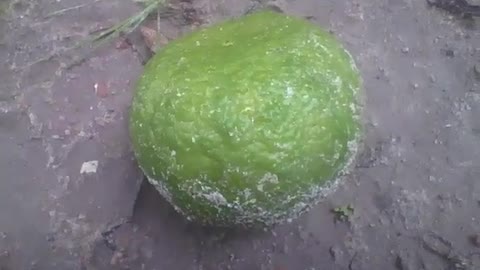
[1,0,480,269]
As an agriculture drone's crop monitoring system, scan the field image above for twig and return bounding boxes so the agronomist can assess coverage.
[54,0,166,56]
[44,1,100,19]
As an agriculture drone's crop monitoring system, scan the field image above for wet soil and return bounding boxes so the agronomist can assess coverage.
[0,0,480,269]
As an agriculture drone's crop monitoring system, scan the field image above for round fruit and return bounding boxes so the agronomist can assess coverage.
[129,10,363,227]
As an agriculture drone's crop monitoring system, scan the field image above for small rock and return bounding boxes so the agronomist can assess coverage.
[140,26,169,53]
[80,160,98,174]
[115,38,131,50]
[401,47,409,53]
[94,82,109,98]
[329,246,343,262]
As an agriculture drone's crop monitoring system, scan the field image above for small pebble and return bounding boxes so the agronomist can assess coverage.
[80,160,98,174]
[115,38,130,50]
[329,246,343,262]
[401,47,409,54]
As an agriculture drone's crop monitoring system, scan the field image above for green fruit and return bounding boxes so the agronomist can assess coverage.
[129,10,363,227]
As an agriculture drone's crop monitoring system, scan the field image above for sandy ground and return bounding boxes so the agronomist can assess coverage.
[1,0,480,269]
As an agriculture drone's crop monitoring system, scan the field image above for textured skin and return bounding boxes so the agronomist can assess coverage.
[129,10,363,227]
